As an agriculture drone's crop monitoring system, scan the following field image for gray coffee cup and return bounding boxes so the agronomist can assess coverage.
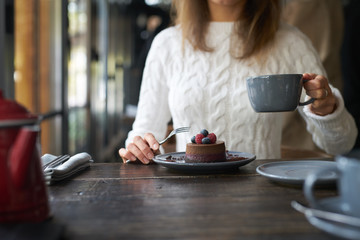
[246,74,315,112]
[304,150,360,217]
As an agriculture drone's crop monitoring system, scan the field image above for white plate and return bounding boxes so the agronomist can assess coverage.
[256,160,337,185]
[153,151,256,173]
[305,197,360,240]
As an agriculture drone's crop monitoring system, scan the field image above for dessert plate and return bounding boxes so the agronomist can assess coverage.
[256,160,337,185]
[303,197,360,240]
[153,151,256,173]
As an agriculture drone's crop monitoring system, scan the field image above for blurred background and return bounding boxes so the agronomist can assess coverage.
[1,0,359,162]
[0,0,171,162]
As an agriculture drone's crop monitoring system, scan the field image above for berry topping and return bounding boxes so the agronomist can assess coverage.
[200,129,208,137]
[190,129,218,144]
[195,134,205,144]
[207,133,217,144]
[202,137,211,144]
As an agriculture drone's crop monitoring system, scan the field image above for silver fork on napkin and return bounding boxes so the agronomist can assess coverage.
[43,152,93,185]
[42,154,70,170]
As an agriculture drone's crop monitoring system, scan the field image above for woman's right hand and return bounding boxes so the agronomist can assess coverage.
[118,133,160,164]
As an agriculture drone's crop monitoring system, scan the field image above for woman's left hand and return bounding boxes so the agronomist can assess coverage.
[302,73,337,116]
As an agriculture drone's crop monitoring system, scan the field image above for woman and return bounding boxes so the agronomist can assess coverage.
[119,0,357,164]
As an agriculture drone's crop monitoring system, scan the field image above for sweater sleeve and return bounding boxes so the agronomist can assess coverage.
[300,87,358,155]
[283,25,358,154]
[125,32,172,148]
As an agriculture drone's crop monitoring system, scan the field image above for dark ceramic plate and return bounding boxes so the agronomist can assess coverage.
[153,151,256,173]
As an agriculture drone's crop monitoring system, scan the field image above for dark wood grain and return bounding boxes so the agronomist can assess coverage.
[48,158,340,240]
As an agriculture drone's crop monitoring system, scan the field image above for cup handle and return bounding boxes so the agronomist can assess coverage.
[299,98,315,106]
[299,78,316,106]
[303,166,338,208]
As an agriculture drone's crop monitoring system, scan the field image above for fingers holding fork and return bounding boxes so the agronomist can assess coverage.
[120,133,159,164]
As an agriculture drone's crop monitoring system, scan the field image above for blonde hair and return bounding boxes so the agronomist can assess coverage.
[171,0,281,59]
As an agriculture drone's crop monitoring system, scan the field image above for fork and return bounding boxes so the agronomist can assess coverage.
[158,126,190,145]
[42,155,70,170]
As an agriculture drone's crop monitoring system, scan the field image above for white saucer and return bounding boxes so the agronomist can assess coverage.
[305,197,360,240]
[256,160,337,185]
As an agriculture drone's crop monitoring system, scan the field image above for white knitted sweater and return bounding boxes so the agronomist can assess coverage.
[126,22,357,159]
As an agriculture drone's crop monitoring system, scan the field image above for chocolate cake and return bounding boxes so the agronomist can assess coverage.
[185,140,226,163]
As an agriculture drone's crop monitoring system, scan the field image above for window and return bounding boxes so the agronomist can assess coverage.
[3,0,170,162]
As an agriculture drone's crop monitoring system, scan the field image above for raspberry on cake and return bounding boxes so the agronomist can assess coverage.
[207,133,216,143]
[195,133,205,144]
[185,130,226,163]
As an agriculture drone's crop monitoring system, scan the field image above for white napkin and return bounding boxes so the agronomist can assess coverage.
[41,152,93,185]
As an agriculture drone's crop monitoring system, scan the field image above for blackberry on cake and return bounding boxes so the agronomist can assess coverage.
[200,129,209,137]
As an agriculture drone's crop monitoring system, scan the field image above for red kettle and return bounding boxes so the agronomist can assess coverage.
[0,90,50,222]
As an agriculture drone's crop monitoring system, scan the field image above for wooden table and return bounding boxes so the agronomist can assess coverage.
[47,158,340,240]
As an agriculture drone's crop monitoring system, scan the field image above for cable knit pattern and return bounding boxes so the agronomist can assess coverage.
[126,22,358,159]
